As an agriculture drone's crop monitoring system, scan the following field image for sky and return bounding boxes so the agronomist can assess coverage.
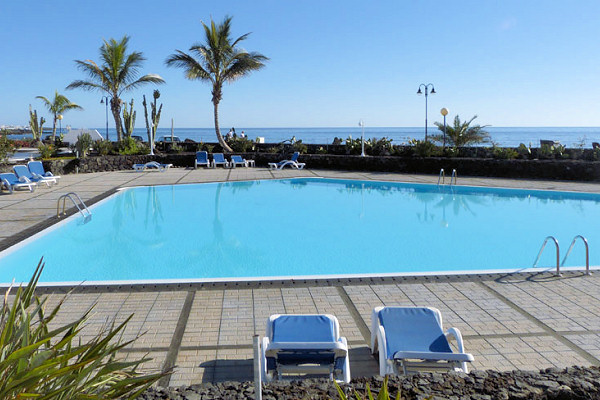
[1,1,599,129]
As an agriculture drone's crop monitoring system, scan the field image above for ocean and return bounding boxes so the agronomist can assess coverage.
[10,126,600,148]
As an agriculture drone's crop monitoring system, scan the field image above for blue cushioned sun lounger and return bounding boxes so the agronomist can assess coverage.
[211,153,230,168]
[268,152,306,170]
[0,172,37,193]
[370,306,473,375]
[27,161,61,183]
[132,161,173,172]
[13,164,55,187]
[260,314,350,383]
[195,151,210,168]
[230,155,247,168]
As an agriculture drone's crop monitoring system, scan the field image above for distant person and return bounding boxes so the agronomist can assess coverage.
[240,131,246,138]
[233,132,237,138]
[226,129,233,140]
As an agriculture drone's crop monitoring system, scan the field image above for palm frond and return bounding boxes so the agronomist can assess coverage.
[65,80,105,92]
[120,74,165,94]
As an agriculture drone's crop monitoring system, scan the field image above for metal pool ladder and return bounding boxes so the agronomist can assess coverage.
[562,235,590,275]
[533,235,591,276]
[533,236,560,276]
[57,192,92,221]
[437,169,457,185]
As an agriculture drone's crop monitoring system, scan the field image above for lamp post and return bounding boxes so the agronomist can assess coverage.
[100,96,109,141]
[440,107,449,149]
[417,83,435,142]
[57,114,63,143]
[358,119,365,157]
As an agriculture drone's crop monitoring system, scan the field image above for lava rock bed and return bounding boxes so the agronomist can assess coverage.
[140,366,600,399]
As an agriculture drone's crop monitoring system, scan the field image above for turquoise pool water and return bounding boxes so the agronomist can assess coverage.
[0,178,598,283]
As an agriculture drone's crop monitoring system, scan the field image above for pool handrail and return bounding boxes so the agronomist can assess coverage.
[561,235,590,275]
[533,236,560,276]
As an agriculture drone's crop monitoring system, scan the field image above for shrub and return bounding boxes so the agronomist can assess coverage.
[517,143,531,159]
[0,135,16,163]
[316,146,328,154]
[409,138,440,157]
[228,137,254,152]
[37,143,54,159]
[492,146,518,160]
[369,137,393,156]
[292,139,308,154]
[170,143,183,153]
[0,260,166,398]
[75,132,93,158]
[93,139,113,156]
[118,136,140,155]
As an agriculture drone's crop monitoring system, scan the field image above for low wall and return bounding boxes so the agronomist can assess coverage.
[2,153,599,182]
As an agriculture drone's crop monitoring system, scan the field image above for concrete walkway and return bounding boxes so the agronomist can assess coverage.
[2,167,600,387]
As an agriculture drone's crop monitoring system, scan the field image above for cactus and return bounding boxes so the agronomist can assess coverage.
[143,90,163,150]
[28,105,46,142]
[122,98,136,137]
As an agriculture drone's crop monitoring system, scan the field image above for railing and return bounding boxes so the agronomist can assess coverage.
[561,235,591,275]
[438,168,457,186]
[57,192,92,221]
[437,169,445,185]
[533,236,560,276]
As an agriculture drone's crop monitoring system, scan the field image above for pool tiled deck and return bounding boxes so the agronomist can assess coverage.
[2,167,600,387]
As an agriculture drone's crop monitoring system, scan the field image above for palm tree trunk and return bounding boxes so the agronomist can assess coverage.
[213,100,233,153]
[110,97,123,141]
[51,116,57,143]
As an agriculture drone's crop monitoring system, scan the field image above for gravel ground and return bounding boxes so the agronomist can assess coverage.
[140,366,600,399]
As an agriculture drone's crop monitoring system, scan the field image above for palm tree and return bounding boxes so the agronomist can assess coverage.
[165,16,268,152]
[67,36,164,141]
[433,115,490,147]
[36,91,83,142]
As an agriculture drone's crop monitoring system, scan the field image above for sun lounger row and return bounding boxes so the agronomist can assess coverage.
[0,161,60,194]
[195,152,255,169]
[258,306,473,383]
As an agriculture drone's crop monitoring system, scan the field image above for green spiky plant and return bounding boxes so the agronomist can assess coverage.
[67,36,165,141]
[142,90,162,152]
[432,115,490,148]
[28,105,46,143]
[123,98,136,137]
[0,259,167,399]
[166,16,268,153]
[335,376,402,400]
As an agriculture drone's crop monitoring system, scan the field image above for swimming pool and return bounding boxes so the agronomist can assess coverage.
[0,178,598,284]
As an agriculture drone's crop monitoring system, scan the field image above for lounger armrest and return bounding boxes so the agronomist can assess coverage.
[393,350,474,362]
[445,327,466,354]
[18,176,31,183]
[265,341,347,357]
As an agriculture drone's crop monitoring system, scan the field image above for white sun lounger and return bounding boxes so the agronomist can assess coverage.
[260,314,350,383]
[28,161,61,183]
[211,153,230,168]
[133,161,173,172]
[0,172,37,193]
[371,306,473,375]
[268,152,306,170]
[195,151,210,168]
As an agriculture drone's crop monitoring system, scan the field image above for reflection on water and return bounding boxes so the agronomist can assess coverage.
[3,177,600,283]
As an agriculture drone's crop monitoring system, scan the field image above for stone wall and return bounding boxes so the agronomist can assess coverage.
[141,366,600,399]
